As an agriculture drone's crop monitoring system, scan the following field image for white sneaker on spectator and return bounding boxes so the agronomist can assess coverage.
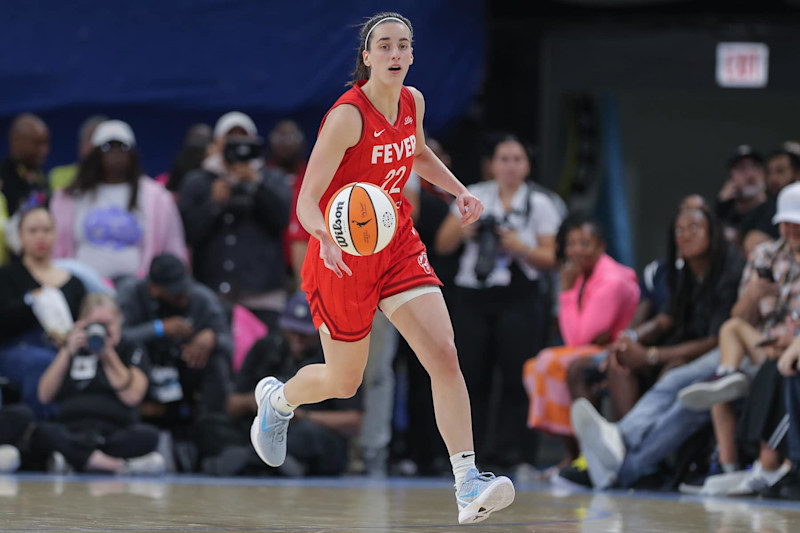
[680,470,750,496]
[48,451,71,475]
[0,445,21,473]
[124,452,166,476]
[571,398,625,489]
[678,371,749,411]
[727,460,790,496]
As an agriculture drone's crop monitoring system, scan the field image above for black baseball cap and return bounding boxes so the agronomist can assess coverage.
[728,144,765,169]
[148,254,190,296]
[278,291,316,335]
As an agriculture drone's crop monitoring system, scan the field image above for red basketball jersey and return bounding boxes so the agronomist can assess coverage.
[318,80,417,231]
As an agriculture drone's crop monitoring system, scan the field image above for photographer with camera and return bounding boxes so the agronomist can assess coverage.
[435,134,561,470]
[177,112,291,333]
[33,293,164,474]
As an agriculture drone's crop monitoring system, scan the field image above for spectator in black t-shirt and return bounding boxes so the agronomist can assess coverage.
[210,291,362,477]
[604,203,745,417]
[32,293,164,474]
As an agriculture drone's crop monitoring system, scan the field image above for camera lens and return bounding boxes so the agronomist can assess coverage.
[86,322,108,354]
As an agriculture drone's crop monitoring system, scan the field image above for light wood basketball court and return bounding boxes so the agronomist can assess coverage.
[1,474,798,532]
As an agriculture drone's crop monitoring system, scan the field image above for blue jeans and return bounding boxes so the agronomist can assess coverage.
[785,375,800,464]
[0,329,59,419]
[615,348,720,487]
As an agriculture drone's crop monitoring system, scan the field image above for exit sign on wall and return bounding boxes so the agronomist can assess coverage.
[716,43,769,88]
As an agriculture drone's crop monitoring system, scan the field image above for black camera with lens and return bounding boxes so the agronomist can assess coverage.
[474,215,501,282]
[85,322,108,355]
[223,136,265,164]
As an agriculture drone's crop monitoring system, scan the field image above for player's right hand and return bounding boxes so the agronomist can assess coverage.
[316,229,352,278]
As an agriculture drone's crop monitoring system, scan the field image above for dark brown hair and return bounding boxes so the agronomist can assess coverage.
[349,12,413,86]
[68,146,143,211]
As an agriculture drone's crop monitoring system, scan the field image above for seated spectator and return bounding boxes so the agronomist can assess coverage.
[716,145,777,253]
[32,293,163,474]
[116,253,233,471]
[47,115,107,191]
[571,190,800,490]
[0,113,49,217]
[523,214,639,469]
[178,112,291,333]
[603,202,743,418]
[50,120,188,284]
[0,404,35,473]
[214,291,362,477]
[0,206,86,418]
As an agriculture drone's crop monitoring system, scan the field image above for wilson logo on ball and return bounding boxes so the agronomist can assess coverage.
[325,182,398,256]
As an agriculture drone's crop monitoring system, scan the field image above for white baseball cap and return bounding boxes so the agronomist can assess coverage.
[213,111,257,139]
[91,120,136,147]
[773,182,800,225]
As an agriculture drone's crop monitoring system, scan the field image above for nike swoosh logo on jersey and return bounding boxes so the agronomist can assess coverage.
[374,129,385,137]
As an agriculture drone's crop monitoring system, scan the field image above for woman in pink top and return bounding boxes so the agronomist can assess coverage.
[49,120,188,284]
[523,214,639,469]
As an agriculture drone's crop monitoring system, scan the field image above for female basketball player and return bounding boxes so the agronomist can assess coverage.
[251,12,514,524]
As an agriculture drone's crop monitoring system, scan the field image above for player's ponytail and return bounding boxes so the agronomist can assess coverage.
[348,12,413,86]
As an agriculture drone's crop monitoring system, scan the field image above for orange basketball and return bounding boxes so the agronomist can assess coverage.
[324,182,398,256]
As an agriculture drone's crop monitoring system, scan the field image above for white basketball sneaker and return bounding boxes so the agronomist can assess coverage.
[0,445,21,473]
[455,468,515,524]
[250,376,293,467]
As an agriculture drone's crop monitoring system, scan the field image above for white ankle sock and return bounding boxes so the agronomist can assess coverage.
[721,462,738,473]
[716,365,735,376]
[269,385,296,416]
[450,451,476,490]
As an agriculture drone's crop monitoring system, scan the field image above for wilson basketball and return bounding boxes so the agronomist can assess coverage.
[325,182,398,256]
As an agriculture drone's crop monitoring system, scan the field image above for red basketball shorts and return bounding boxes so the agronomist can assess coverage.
[301,222,443,342]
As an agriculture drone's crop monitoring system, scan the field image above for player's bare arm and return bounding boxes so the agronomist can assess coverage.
[296,104,361,277]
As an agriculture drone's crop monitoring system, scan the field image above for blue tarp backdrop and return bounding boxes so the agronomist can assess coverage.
[0,0,484,174]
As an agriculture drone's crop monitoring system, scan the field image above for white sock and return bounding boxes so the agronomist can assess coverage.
[762,466,787,486]
[716,365,735,376]
[450,451,476,490]
[721,462,738,473]
[269,385,296,416]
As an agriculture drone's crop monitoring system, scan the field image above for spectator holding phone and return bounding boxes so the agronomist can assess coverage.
[177,112,291,332]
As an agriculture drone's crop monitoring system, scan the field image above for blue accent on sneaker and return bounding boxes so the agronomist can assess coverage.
[250,377,293,468]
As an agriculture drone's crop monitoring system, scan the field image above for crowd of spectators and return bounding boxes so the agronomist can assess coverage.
[1,109,799,502]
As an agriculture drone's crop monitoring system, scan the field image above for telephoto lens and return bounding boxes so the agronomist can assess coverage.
[85,323,108,354]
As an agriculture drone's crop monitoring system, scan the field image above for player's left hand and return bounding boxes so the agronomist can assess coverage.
[456,192,484,226]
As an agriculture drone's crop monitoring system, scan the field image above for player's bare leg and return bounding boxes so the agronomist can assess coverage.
[251,332,370,467]
[389,290,514,524]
